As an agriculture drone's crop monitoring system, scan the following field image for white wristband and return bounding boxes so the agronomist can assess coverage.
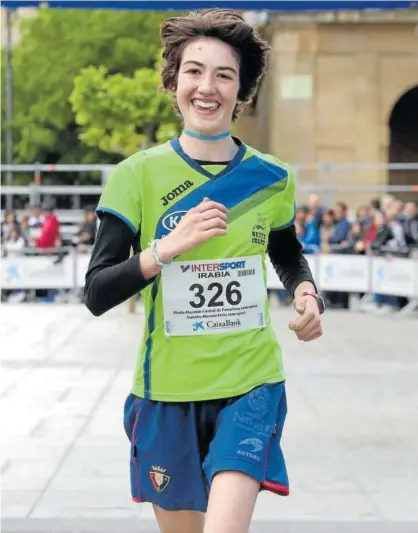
[150,239,172,268]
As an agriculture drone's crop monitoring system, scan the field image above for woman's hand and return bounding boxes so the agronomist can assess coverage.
[158,198,228,260]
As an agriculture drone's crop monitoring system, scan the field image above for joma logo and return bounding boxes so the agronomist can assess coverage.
[161,180,194,206]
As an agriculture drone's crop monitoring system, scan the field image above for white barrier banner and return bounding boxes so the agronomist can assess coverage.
[1,255,74,289]
[371,257,417,298]
[306,255,317,281]
[2,253,417,297]
[76,254,91,288]
[318,254,369,292]
[266,258,283,289]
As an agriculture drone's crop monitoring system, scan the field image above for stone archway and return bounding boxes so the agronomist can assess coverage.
[388,85,418,202]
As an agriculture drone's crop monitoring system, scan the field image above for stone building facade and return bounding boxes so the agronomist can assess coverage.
[236,11,418,205]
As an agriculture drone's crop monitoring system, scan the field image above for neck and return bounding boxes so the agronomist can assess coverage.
[179,131,238,162]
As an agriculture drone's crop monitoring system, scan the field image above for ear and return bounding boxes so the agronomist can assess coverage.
[234,101,245,112]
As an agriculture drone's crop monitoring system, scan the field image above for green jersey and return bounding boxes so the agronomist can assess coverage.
[97,138,295,401]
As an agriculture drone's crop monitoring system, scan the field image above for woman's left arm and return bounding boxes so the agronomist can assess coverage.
[267,224,324,341]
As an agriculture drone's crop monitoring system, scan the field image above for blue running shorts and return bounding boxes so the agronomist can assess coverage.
[123,382,289,512]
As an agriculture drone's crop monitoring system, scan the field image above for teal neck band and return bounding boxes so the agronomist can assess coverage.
[183,129,232,141]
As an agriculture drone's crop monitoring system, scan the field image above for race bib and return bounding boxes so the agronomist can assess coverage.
[161,255,266,336]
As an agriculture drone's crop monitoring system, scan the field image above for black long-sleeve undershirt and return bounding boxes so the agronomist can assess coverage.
[84,214,316,317]
[84,215,148,316]
[267,225,316,297]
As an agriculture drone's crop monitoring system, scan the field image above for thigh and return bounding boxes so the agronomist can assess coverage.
[203,471,259,533]
[203,382,289,495]
[153,505,204,533]
[123,394,208,512]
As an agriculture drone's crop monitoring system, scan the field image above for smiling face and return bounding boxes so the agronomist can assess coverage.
[176,37,240,135]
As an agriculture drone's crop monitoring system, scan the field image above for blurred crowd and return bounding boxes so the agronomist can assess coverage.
[4,193,417,257]
[1,201,97,257]
[296,193,418,257]
[281,193,418,313]
[2,194,418,312]
[1,202,98,303]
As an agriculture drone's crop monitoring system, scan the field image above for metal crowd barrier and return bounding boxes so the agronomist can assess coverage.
[1,162,418,211]
[1,249,418,316]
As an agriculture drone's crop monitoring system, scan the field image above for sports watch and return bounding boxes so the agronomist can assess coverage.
[301,291,325,314]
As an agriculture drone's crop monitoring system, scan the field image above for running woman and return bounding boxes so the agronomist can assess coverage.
[85,9,324,533]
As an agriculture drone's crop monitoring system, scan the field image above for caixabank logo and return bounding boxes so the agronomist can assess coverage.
[193,319,241,332]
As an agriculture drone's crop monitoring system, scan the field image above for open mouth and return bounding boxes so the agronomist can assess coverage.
[191,99,220,111]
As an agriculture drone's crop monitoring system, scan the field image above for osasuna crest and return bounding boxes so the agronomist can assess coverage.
[150,465,170,492]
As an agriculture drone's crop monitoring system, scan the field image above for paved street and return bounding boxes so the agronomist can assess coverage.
[1,303,418,533]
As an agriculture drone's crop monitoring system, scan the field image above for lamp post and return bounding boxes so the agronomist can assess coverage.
[5,8,14,212]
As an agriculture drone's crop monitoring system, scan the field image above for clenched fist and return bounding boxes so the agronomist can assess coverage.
[158,198,228,260]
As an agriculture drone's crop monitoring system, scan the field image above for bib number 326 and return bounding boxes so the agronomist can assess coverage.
[161,255,266,336]
[189,281,242,309]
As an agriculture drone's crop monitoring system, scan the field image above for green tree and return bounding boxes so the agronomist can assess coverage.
[1,7,175,165]
[70,64,180,157]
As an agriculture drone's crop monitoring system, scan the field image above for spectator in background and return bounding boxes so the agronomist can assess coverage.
[28,205,44,231]
[320,209,335,254]
[402,202,418,247]
[294,205,308,244]
[327,201,350,249]
[380,193,394,214]
[371,208,407,254]
[19,215,31,246]
[367,208,406,313]
[300,208,321,253]
[27,204,44,243]
[3,226,25,257]
[295,220,305,240]
[370,197,381,214]
[33,200,60,251]
[354,210,383,254]
[295,205,308,225]
[1,211,19,242]
[340,221,365,254]
[369,211,393,253]
[308,193,324,219]
[72,206,97,252]
[356,205,372,230]
[393,199,404,218]
[325,202,350,309]
[379,206,407,253]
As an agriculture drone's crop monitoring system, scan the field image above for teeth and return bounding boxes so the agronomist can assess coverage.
[193,100,219,109]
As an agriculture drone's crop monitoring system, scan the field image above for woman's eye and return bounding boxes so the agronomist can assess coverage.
[218,73,232,80]
[186,69,200,75]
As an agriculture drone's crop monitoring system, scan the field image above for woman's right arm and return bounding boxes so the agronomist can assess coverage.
[84,213,157,316]
[85,199,228,317]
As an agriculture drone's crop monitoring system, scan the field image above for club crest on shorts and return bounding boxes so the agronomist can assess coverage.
[149,465,170,492]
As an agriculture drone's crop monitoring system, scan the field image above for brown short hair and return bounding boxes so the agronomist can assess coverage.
[336,201,348,214]
[160,9,270,120]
